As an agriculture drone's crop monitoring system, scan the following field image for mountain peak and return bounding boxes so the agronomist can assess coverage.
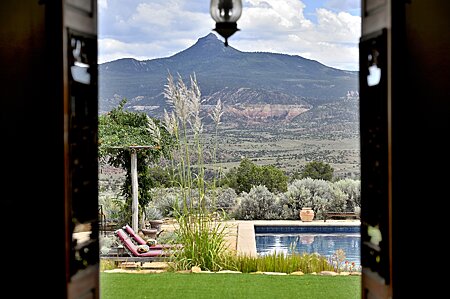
[194,32,228,49]
[198,33,219,42]
[172,32,241,59]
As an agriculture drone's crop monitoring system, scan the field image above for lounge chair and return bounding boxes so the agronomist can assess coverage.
[114,229,171,257]
[122,224,180,250]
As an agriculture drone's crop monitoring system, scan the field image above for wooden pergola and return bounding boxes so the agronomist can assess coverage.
[109,145,159,233]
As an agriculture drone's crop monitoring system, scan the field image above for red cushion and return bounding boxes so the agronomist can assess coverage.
[123,224,172,250]
[115,229,169,257]
[123,224,147,245]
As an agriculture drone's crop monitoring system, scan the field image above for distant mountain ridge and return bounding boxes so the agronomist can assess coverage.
[99,33,358,124]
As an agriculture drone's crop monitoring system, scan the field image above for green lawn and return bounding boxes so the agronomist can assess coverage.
[100,272,361,299]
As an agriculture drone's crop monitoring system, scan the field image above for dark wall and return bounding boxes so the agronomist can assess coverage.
[392,1,450,297]
[0,1,66,296]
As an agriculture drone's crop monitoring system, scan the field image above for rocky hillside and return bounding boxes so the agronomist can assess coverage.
[99,33,358,126]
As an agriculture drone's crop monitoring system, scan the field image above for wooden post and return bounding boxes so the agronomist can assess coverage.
[131,149,139,232]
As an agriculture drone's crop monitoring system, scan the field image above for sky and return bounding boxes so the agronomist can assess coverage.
[98,0,361,71]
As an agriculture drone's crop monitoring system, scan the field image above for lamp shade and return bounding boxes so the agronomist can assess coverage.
[210,0,242,23]
[210,0,242,46]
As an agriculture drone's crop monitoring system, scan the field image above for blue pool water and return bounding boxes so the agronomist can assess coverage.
[255,226,361,268]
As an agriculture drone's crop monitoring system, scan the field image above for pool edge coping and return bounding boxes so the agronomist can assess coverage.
[235,220,361,257]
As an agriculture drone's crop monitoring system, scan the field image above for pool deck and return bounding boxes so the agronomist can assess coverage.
[233,220,361,257]
[157,219,360,258]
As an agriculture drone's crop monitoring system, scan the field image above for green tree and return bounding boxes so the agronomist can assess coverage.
[301,161,334,181]
[217,167,238,190]
[148,166,177,188]
[236,158,261,194]
[98,99,174,225]
[222,158,288,194]
[260,165,288,193]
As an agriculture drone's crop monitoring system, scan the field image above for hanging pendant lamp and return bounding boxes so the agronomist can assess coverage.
[210,0,242,46]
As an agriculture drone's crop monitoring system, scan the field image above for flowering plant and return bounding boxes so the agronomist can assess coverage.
[342,261,362,272]
[328,249,346,272]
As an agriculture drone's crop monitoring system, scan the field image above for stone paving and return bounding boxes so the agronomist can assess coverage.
[107,219,361,274]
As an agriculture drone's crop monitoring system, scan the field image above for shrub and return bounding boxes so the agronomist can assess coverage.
[99,234,118,255]
[206,187,238,215]
[99,193,131,227]
[145,204,163,220]
[170,213,231,271]
[333,178,361,211]
[284,178,336,219]
[325,186,347,213]
[278,193,297,219]
[150,187,184,217]
[233,185,281,220]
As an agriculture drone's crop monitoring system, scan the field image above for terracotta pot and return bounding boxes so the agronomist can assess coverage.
[299,207,315,222]
[141,228,157,239]
[148,219,164,231]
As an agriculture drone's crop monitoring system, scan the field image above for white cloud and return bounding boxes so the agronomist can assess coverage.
[98,0,214,62]
[302,42,360,71]
[233,1,360,70]
[129,1,213,37]
[98,0,361,70]
[315,8,360,43]
[98,0,108,10]
[98,38,196,63]
[240,0,312,33]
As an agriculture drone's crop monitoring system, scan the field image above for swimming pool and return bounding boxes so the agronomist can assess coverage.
[255,225,361,268]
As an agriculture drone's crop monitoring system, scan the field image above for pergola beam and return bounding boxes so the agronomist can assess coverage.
[130,149,139,232]
[107,145,158,233]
